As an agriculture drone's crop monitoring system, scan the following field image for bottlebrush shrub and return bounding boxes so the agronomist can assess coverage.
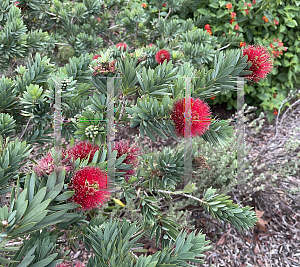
[2,0,299,125]
[0,37,264,267]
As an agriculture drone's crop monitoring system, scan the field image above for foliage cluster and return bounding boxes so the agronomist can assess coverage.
[189,0,300,122]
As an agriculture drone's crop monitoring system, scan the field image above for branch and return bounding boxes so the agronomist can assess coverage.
[109,24,122,30]
[164,7,172,21]
[156,189,204,204]
[54,43,71,46]
[44,10,63,19]
[217,43,230,51]
[275,91,300,140]
[19,116,32,140]
[135,21,138,40]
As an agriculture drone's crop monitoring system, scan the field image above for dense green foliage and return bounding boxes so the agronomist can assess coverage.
[1,0,292,266]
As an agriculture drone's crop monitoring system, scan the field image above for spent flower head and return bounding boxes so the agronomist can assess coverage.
[34,149,73,177]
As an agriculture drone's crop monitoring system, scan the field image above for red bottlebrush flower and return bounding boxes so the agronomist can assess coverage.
[34,149,73,177]
[226,3,232,10]
[116,43,127,51]
[171,98,212,138]
[273,108,278,115]
[234,24,240,30]
[163,3,166,7]
[155,49,171,64]
[93,54,101,60]
[243,45,273,83]
[274,19,279,25]
[263,16,268,22]
[245,9,250,15]
[210,96,216,100]
[230,18,236,24]
[231,12,236,19]
[240,42,246,47]
[114,140,140,182]
[69,166,110,210]
[270,43,274,48]
[207,29,212,35]
[204,24,211,30]
[253,0,256,4]
[67,140,100,163]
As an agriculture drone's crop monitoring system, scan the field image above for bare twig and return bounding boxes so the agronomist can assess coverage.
[135,22,138,40]
[109,24,122,30]
[130,250,139,260]
[217,44,230,51]
[171,46,180,50]
[45,10,63,19]
[273,95,292,141]
[131,229,145,239]
[19,117,32,140]
[164,7,172,21]
[277,98,300,138]
[54,42,71,46]
[156,189,204,204]
[151,33,157,44]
